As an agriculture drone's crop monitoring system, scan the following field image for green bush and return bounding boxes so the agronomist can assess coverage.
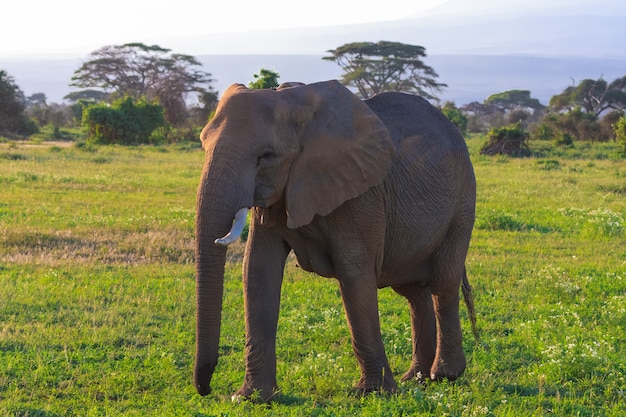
[82,97,165,145]
[536,159,561,170]
[555,132,574,147]
[480,122,530,156]
[0,115,39,137]
[613,115,626,154]
[531,122,554,141]
[441,101,468,136]
[74,140,97,152]
[150,125,203,144]
[538,108,605,143]
[477,209,526,231]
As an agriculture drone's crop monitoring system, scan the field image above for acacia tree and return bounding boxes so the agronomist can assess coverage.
[484,89,545,127]
[460,101,505,132]
[550,76,626,117]
[485,90,544,113]
[70,43,216,126]
[64,90,108,103]
[323,41,446,100]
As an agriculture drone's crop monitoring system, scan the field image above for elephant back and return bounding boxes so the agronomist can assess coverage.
[364,92,466,151]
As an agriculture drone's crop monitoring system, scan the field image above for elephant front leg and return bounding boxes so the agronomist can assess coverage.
[234,222,290,402]
[339,279,398,394]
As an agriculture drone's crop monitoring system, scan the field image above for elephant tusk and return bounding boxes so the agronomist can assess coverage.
[214,207,249,247]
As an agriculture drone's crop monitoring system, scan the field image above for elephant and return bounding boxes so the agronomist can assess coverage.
[194,80,477,402]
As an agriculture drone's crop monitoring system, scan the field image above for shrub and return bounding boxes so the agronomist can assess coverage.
[613,115,626,154]
[82,97,166,145]
[536,159,561,170]
[555,132,574,147]
[74,140,97,152]
[0,152,28,161]
[538,108,606,143]
[150,125,203,144]
[441,101,468,136]
[531,122,554,141]
[0,115,39,137]
[477,209,525,231]
[480,122,530,156]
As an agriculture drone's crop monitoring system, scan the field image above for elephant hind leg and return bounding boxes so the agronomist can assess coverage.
[392,283,437,382]
[429,250,470,380]
[428,221,473,382]
[430,289,465,381]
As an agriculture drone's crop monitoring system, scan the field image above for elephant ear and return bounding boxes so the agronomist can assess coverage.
[282,80,394,229]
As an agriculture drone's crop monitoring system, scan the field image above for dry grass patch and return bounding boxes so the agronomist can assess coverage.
[1,228,197,266]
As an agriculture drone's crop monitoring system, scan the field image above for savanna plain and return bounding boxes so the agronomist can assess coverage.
[0,137,625,416]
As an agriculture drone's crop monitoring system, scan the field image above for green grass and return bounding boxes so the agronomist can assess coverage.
[1,140,625,416]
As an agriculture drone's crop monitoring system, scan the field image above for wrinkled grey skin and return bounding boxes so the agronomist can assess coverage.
[194,80,476,402]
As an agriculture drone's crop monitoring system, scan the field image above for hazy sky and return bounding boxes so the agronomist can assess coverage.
[3,0,620,58]
[2,0,445,57]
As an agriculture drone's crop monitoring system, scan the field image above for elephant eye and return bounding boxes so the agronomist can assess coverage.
[257,151,276,167]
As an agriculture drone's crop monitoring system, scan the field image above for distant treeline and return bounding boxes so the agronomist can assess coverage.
[1,42,625,152]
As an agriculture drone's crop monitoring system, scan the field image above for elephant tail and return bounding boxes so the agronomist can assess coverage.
[461,268,480,343]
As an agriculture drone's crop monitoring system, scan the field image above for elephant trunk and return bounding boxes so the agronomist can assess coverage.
[194,172,251,396]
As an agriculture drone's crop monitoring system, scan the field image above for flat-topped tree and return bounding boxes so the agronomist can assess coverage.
[324,41,446,100]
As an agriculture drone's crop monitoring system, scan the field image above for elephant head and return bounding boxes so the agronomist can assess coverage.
[194,80,394,395]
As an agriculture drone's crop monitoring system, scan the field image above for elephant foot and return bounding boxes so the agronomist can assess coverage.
[353,381,398,396]
[430,347,466,381]
[400,364,430,382]
[233,382,280,403]
[353,368,398,395]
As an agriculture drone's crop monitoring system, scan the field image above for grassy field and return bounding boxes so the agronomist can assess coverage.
[1,138,625,416]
